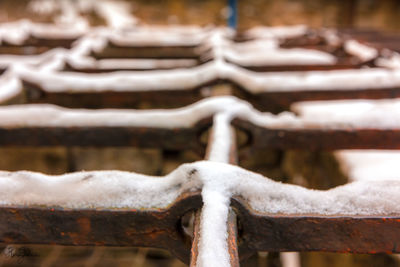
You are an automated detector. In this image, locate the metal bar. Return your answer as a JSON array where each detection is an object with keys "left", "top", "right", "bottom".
[
  {"left": 227, "top": 209, "right": 240, "bottom": 267},
  {"left": 0, "top": 121, "right": 210, "bottom": 150},
  {"left": 242, "top": 63, "right": 364, "bottom": 72},
  {"left": 233, "top": 198, "right": 400, "bottom": 257},
  {"left": 93, "top": 44, "right": 199, "bottom": 59},
  {"left": 0, "top": 192, "right": 202, "bottom": 265},
  {"left": 23, "top": 81, "right": 209, "bottom": 109},
  {"left": 234, "top": 120, "right": 400, "bottom": 150}
]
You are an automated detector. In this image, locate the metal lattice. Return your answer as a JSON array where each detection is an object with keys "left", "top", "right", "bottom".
[{"left": 1, "top": 20, "right": 400, "bottom": 266}]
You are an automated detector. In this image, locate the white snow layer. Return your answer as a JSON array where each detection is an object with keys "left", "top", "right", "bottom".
[
  {"left": 15, "top": 62, "right": 400, "bottom": 95},
  {"left": 3, "top": 95, "right": 400, "bottom": 265},
  {"left": 291, "top": 98, "right": 400, "bottom": 129},
  {"left": 2, "top": 95, "right": 400, "bottom": 131},
  {"left": 344, "top": 40, "right": 378, "bottom": 62},
  {"left": 244, "top": 25, "right": 309, "bottom": 40},
  {"left": 0, "top": 20, "right": 392, "bottom": 103},
  {"left": 28, "top": 0, "right": 138, "bottom": 29},
  {"left": 0, "top": 96, "right": 247, "bottom": 128},
  {"left": 2, "top": 161, "right": 400, "bottom": 265},
  {"left": 0, "top": 20, "right": 86, "bottom": 45}
]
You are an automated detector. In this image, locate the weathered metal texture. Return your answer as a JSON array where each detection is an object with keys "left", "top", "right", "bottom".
[
  {"left": 234, "top": 87, "right": 400, "bottom": 112},
  {"left": 23, "top": 80, "right": 218, "bottom": 109},
  {"left": 241, "top": 63, "right": 364, "bottom": 72},
  {"left": 0, "top": 36, "right": 76, "bottom": 55},
  {"left": 0, "top": 120, "right": 211, "bottom": 151},
  {"left": 340, "top": 29, "right": 400, "bottom": 52},
  {"left": 24, "top": 79, "right": 400, "bottom": 112},
  {"left": 234, "top": 119, "right": 400, "bottom": 150},
  {"left": 227, "top": 209, "right": 240, "bottom": 267},
  {"left": 2, "top": 27, "right": 400, "bottom": 267},
  {"left": 3, "top": 36, "right": 77, "bottom": 49},
  {"left": 190, "top": 210, "right": 201, "bottom": 266},
  {"left": 92, "top": 42, "right": 200, "bottom": 59},
  {"left": 0, "top": 192, "right": 202, "bottom": 264},
  {"left": 232, "top": 198, "right": 400, "bottom": 256}
]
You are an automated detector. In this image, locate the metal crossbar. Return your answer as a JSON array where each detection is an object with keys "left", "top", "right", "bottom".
[{"left": 1, "top": 21, "right": 400, "bottom": 266}]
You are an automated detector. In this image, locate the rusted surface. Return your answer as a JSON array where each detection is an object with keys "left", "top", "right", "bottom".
[
  {"left": 232, "top": 198, "right": 400, "bottom": 256},
  {"left": 227, "top": 209, "right": 240, "bottom": 267},
  {"left": 0, "top": 192, "right": 202, "bottom": 264},
  {"left": 234, "top": 119, "right": 400, "bottom": 150},
  {"left": 2, "top": 25, "right": 400, "bottom": 267},
  {"left": 0, "top": 36, "right": 76, "bottom": 55},
  {"left": 190, "top": 210, "right": 201, "bottom": 266},
  {"left": 235, "top": 87, "right": 400, "bottom": 113},
  {"left": 23, "top": 80, "right": 218, "bottom": 109},
  {"left": 92, "top": 42, "right": 200, "bottom": 59},
  {"left": 0, "top": 120, "right": 211, "bottom": 151},
  {"left": 241, "top": 63, "right": 365, "bottom": 72}
]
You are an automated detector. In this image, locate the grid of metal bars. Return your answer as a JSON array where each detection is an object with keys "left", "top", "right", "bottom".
[{"left": 1, "top": 21, "right": 400, "bottom": 266}]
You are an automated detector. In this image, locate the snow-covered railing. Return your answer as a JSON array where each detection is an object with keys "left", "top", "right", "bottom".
[
  {"left": 1, "top": 96, "right": 400, "bottom": 266},
  {"left": 1, "top": 20, "right": 400, "bottom": 266},
  {"left": 0, "top": 21, "right": 394, "bottom": 109}
]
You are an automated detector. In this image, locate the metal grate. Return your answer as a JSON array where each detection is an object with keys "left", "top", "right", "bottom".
[{"left": 1, "top": 21, "right": 400, "bottom": 266}]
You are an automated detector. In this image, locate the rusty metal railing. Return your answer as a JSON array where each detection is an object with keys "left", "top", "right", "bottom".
[{"left": 1, "top": 21, "right": 400, "bottom": 266}]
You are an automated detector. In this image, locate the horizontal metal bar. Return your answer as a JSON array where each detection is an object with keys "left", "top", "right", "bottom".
[
  {"left": 0, "top": 122, "right": 210, "bottom": 150},
  {"left": 239, "top": 88, "right": 400, "bottom": 112},
  {"left": 93, "top": 43, "right": 199, "bottom": 59},
  {"left": 0, "top": 192, "right": 202, "bottom": 264},
  {"left": 233, "top": 198, "right": 400, "bottom": 256},
  {"left": 241, "top": 63, "right": 362, "bottom": 72},
  {"left": 234, "top": 119, "right": 400, "bottom": 150},
  {"left": 23, "top": 80, "right": 211, "bottom": 109}
]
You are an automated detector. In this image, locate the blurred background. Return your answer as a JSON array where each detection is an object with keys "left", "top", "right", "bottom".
[{"left": 0, "top": 0, "right": 399, "bottom": 31}]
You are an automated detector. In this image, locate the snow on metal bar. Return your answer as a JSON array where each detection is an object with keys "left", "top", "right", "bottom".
[
  {"left": 1, "top": 96, "right": 400, "bottom": 151},
  {"left": 1, "top": 96, "right": 400, "bottom": 132},
  {"left": 1, "top": 96, "right": 400, "bottom": 266},
  {"left": 2, "top": 162, "right": 400, "bottom": 265},
  {"left": 1, "top": 18, "right": 400, "bottom": 267},
  {"left": 0, "top": 20, "right": 389, "bottom": 105}
]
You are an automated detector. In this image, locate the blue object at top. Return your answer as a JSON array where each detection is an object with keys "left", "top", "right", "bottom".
[{"left": 228, "top": 0, "right": 237, "bottom": 29}]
